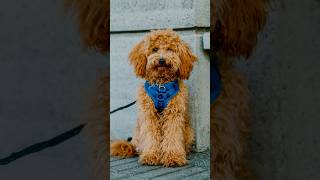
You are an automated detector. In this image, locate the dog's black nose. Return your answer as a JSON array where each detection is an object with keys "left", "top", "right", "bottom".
[{"left": 159, "top": 58, "right": 165, "bottom": 65}]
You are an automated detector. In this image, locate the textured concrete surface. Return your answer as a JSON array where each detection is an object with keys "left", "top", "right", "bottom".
[
  {"left": 238, "top": 0, "right": 320, "bottom": 179},
  {"left": 203, "top": 32, "right": 210, "bottom": 50},
  {"left": 0, "top": 0, "right": 106, "bottom": 179},
  {"left": 110, "top": 151, "right": 209, "bottom": 180},
  {"left": 110, "top": 0, "right": 210, "bottom": 152},
  {"left": 110, "top": 0, "right": 210, "bottom": 31},
  {"left": 110, "top": 30, "right": 210, "bottom": 151}
]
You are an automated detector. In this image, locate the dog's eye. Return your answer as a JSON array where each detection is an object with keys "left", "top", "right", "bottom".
[
  {"left": 167, "top": 48, "right": 174, "bottom": 52},
  {"left": 152, "top": 48, "right": 158, "bottom": 53}
]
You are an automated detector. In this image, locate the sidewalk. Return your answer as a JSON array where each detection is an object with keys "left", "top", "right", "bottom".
[{"left": 110, "top": 150, "right": 210, "bottom": 180}]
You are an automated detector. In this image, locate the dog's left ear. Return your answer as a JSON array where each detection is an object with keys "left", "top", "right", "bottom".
[
  {"left": 178, "top": 41, "right": 197, "bottom": 80},
  {"left": 128, "top": 40, "right": 147, "bottom": 78},
  {"left": 212, "top": 0, "right": 268, "bottom": 58}
]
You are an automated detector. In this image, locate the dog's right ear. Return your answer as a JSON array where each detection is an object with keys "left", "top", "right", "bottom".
[
  {"left": 128, "top": 40, "right": 147, "bottom": 78},
  {"left": 177, "top": 41, "right": 197, "bottom": 80},
  {"left": 64, "top": 0, "right": 108, "bottom": 53}
]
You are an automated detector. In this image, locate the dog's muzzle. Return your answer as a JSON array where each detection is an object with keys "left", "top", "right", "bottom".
[{"left": 159, "top": 54, "right": 165, "bottom": 65}]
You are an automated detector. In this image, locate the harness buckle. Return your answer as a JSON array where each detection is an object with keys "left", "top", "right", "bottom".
[{"left": 158, "top": 84, "right": 166, "bottom": 92}]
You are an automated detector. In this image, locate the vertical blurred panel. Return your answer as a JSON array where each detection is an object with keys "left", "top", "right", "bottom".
[
  {"left": 0, "top": 0, "right": 106, "bottom": 179},
  {"left": 110, "top": 0, "right": 210, "bottom": 151}
]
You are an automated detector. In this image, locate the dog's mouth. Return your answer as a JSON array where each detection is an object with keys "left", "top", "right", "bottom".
[{"left": 154, "top": 63, "right": 171, "bottom": 69}]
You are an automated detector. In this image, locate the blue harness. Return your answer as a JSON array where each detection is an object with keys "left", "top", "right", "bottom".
[
  {"left": 145, "top": 80, "right": 179, "bottom": 112},
  {"left": 211, "top": 60, "right": 222, "bottom": 103}
]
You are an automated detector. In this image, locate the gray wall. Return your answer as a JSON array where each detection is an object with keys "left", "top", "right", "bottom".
[
  {"left": 242, "top": 0, "right": 320, "bottom": 179},
  {"left": 0, "top": 0, "right": 106, "bottom": 179}
]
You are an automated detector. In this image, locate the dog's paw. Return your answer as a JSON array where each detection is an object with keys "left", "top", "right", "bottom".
[
  {"left": 161, "top": 151, "right": 187, "bottom": 167},
  {"left": 139, "top": 151, "right": 161, "bottom": 166}
]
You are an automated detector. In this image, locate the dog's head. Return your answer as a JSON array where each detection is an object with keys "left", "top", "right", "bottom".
[
  {"left": 129, "top": 29, "right": 197, "bottom": 82},
  {"left": 212, "top": 0, "right": 268, "bottom": 58}
]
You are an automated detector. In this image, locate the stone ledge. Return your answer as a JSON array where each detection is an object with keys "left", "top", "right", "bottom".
[{"left": 111, "top": 0, "right": 210, "bottom": 31}]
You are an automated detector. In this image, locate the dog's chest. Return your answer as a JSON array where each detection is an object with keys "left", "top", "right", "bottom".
[{"left": 144, "top": 80, "right": 179, "bottom": 112}]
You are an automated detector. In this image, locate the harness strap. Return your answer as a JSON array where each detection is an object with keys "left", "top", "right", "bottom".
[
  {"left": 145, "top": 80, "right": 179, "bottom": 112},
  {"left": 211, "top": 57, "right": 222, "bottom": 103}
]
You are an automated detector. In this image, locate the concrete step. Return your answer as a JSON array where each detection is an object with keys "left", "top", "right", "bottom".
[{"left": 110, "top": 151, "right": 209, "bottom": 180}]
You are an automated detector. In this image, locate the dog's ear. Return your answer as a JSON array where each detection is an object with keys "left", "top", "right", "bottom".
[
  {"left": 128, "top": 40, "right": 147, "bottom": 78},
  {"left": 212, "top": 0, "right": 267, "bottom": 58},
  {"left": 64, "top": 0, "right": 108, "bottom": 53},
  {"left": 177, "top": 41, "right": 197, "bottom": 80}
]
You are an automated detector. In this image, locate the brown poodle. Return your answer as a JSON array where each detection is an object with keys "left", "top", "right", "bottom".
[
  {"left": 110, "top": 29, "right": 197, "bottom": 167},
  {"left": 212, "top": 0, "right": 268, "bottom": 179}
]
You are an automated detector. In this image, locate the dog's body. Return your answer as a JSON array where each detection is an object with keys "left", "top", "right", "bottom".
[
  {"left": 212, "top": 57, "right": 252, "bottom": 179},
  {"left": 112, "top": 81, "right": 194, "bottom": 166},
  {"left": 64, "top": 0, "right": 108, "bottom": 179},
  {"left": 212, "top": 0, "right": 268, "bottom": 179},
  {"left": 111, "top": 29, "right": 197, "bottom": 167}
]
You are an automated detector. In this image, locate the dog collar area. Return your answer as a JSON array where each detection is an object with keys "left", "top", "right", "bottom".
[{"left": 144, "top": 80, "right": 179, "bottom": 112}]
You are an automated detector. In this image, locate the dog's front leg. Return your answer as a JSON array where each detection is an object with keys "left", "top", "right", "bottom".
[
  {"left": 137, "top": 112, "right": 162, "bottom": 166},
  {"left": 161, "top": 113, "right": 187, "bottom": 167}
]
